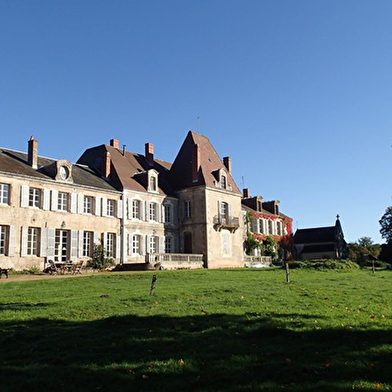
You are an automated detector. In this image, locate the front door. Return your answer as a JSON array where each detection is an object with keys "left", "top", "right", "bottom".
[
  {"left": 184, "top": 232, "right": 192, "bottom": 253},
  {"left": 55, "top": 229, "right": 69, "bottom": 262}
]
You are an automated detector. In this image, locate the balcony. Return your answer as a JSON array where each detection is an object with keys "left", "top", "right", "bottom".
[
  {"left": 146, "top": 253, "right": 204, "bottom": 270},
  {"left": 213, "top": 214, "right": 240, "bottom": 232}
]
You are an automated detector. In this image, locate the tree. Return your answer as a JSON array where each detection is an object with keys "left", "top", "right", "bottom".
[
  {"left": 379, "top": 207, "right": 392, "bottom": 243},
  {"left": 358, "top": 237, "right": 373, "bottom": 247},
  {"left": 87, "top": 242, "right": 115, "bottom": 269}
]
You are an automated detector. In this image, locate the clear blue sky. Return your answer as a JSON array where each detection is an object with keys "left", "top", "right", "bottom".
[{"left": 1, "top": 0, "right": 391, "bottom": 243}]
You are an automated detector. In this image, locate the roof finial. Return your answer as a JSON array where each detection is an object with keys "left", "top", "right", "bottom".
[{"left": 336, "top": 214, "right": 340, "bottom": 220}]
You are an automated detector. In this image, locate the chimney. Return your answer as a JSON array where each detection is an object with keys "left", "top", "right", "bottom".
[
  {"left": 102, "top": 151, "right": 111, "bottom": 178},
  {"left": 223, "top": 156, "right": 231, "bottom": 174},
  {"left": 110, "top": 139, "right": 119, "bottom": 149},
  {"left": 192, "top": 144, "right": 200, "bottom": 182},
  {"left": 28, "top": 136, "right": 38, "bottom": 169},
  {"left": 243, "top": 188, "right": 250, "bottom": 198},
  {"left": 145, "top": 142, "right": 154, "bottom": 165}
]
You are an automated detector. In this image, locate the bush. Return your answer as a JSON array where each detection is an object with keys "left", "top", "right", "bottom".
[
  {"left": 87, "top": 243, "right": 115, "bottom": 270},
  {"left": 289, "top": 259, "right": 360, "bottom": 271}
]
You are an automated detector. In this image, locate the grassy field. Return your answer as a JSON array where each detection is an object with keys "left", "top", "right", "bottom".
[{"left": 0, "top": 268, "right": 391, "bottom": 391}]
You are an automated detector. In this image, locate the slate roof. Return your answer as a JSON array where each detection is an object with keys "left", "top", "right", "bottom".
[
  {"left": 294, "top": 226, "right": 336, "bottom": 244},
  {"left": 170, "top": 131, "right": 241, "bottom": 194},
  {"left": 0, "top": 148, "right": 118, "bottom": 192},
  {"left": 77, "top": 144, "right": 174, "bottom": 195},
  {"left": 301, "top": 244, "right": 336, "bottom": 253}
]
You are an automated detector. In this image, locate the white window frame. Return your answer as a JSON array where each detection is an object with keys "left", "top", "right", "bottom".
[
  {"left": 83, "top": 231, "right": 93, "bottom": 257},
  {"left": 164, "top": 204, "right": 172, "bottom": 224},
  {"left": 0, "top": 225, "right": 8, "bottom": 255},
  {"left": 27, "top": 227, "right": 40, "bottom": 256},
  {"left": 165, "top": 236, "right": 172, "bottom": 253},
  {"left": 149, "top": 202, "right": 158, "bottom": 221},
  {"left": 220, "top": 174, "right": 227, "bottom": 189},
  {"left": 0, "top": 183, "right": 10, "bottom": 205},
  {"left": 106, "top": 233, "right": 115, "bottom": 257},
  {"left": 132, "top": 199, "right": 140, "bottom": 219},
  {"left": 132, "top": 234, "right": 141, "bottom": 255},
  {"left": 149, "top": 236, "right": 158, "bottom": 254},
  {"left": 29, "top": 188, "right": 41, "bottom": 208},
  {"left": 57, "top": 192, "right": 69, "bottom": 212},
  {"left": 84, "top": 196, "right": 93, "bottom": 214},
  {"left": 107, "top": 199, "right": 115, "bottom": 217}
]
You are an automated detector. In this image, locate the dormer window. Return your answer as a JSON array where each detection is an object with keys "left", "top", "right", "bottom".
[
  {"left": 220, "top": 174, "right": 227, "bottom": 189},
  {"left": 147, "top": 169, "right": 159, "bottom": 193}
]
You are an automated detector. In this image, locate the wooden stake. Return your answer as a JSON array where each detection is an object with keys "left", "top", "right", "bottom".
[
  {"left": 285, "top": 262, "right": 290, "bottom": 283},
  {"left": 150, "top": 274, "right": 157, "bottom": 296}
]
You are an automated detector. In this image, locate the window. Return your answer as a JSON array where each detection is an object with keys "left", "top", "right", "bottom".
[
  {"left": 29, "top": 188, "right": 41, "bottom": 208},
  {"left": 268, "top": 220, "right": 273, "bottom": 235},
  {"left": 107, "top": 199, "right": 115, "bottom": 217},
  {"left": 257, "top": 201, "right": 262, "bottom": 212},
  {"left": 84, "top": 196, "right": 93, "bottom": 214},
  {"left": 0, "top": 225, "right": 8, "bottom": 255},
  {"left": 55, "top": 229, "right": 69, "bottom": 262},
  {"left": 106, "top": 233, "right": 115, "bottom": 257},
  {"left": 27, "top": 227, "right": 40, "bottom": 256},
  {"left": 165, "top": 236, "right": 172, "bottom": 253},
  {"left": 149, "top": 202, "right": 158, "bottom": 221},
  {"left": 220, "top": 202, "right": 228, "bottom": 217},
  {"left": 0, "top": 184, "right": 10, "bottom": 205},
  {"left": 132, "top": 200, "right": 141, "bottom": 219},
  {"left": 57, "top": 192, "right": 69, "bottom": 212},
  {"left": 164, "top": 204, "right": 172, "bottom": 224},
  {"left": 149, "top": 176, "right": 157, "bottom": 191},
  {"left": 149, "top": 236, "right": 158, "bottom": 254},
  {"left": 83, "top": 231, "right": 93, "bottom": 257},
  {"left": 132, "top": 234, "right": 141, "bottom": 254},
  {"left": 184, "top": 200, "right": 191, "bottom": 218},
  {"left": 220, "top": 175, "right": 227, "bottom": 189},
  {"left": 277, "top": 221, "right": 282, "bottom": 236},
  {"left": 259, "top": 219, "right": 265, "bottom": 234}
]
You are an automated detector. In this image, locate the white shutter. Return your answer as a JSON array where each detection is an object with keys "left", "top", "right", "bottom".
[
  {"left": 103, "top": 232, "right": 107, "bottom": 249},
  {"left": 127, "top": 198, "right": 132, "bottom": 219},
  {"left": 161, "top": 205, "right": 165, "bottom": 223},
  {"left": 70, "top": 230, "right": 78, "bottom": 261},
  {"left": 156, "top": 203, "right": 161, "bottom": 222},
  {"left": 21, "top": 226, "right": 28, "bottom": 257},
  {"left": 101, "top": 198, "right": 107, "bottom": 217},
  {"left": 21, "top": 185, "right": 29, "bottom": 207},
  {"left": 228, "top": 203, "right": 232, "bottom": 219},
  {"left": 51, "top": 190, "right": 58, "bottom": 211},
  {"left": 159, "top": 236, "right": 165, "bottom": 254},
  {"left": 145, "top": 235, "right": 150, "bottom": 254},
  {"left": 140, "top": 200, "right": 145, "bottom": 220},
  {"left": 47, "top": 228, "right": 55, "bottom": 259},
  {"left": 78, "top": 230, "right": 84, "bottom": 258},
  {"left": 43, "top": 189, "right": 50, "bottom": 211},
  {"left": 115, "top": 233, "right": 121, "bottom": 259},
  {"left": 140, "top": 234, "right": 146, "bottom": 255},
  {"left": 77, "top": 194, "right": 84, "bottom": 213},
  {"left": 95, "top": 197, "right": 101, "bottom": 216},
  {"left": 93, "top": 231, "right": 99, "bottom": 247},
  {"left": 217, "top": 201, "right": 221, "bottom": 217},
  {"left": 40, "top": 227, "right": 48, "bottom": 257},
  {"left": 127, "top": 234, "right": 131, "bottom": 256},
  {"left": 70, "top": 193, "right": 77, "bottom": 213},
  {"left": 117, "top": 200, "right": 123, "bottom": 218},
  {"left": 8, "top": 225, "right": 16, "bottom": 256},
  {"left": 255, "top": 219, "right": 260, "bottom": 234},
  {"left": 144, "top": 201, "right": 148, "bottom": 221}
]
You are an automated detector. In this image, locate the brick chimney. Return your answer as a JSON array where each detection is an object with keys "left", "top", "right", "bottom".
[
  {"left": 223, "top": 156, "right": 231, "bottom": 174},
  {"left": 110, "top": 139, "right": 119, "bottom": 149},
  {"left": 102, "top": 151, "right": 111, "bottom": 178},
  {"left": 243, "top": 188, "right": 250, "bottom": 198},
  {"left": 145, "top": 142, "right": 154, "bottom": 165},
  {"left": 28, "top": 136, "right": 38, "bottom": 169},
  {"left": 192, "top": 144, "right": 200, "bottom": 182}
]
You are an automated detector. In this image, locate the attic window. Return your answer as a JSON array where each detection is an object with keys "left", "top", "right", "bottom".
[
  {"left": 220, "top": 174, "right": 227, "bottom": 189},
  {"left": 257, "top": 201, "right": 262, "bottom": 212},
  {"left": 147, "top": 170, "right": 159, "bottom": 193}
]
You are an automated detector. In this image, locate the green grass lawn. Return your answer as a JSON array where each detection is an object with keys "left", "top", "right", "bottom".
[{"left": 0, "top": 268, "right": 391, "bottom": 391}]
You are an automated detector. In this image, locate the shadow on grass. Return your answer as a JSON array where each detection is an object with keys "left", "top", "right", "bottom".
[
  {"left": 0, "top": 313, "right": 391, "bottom": 392},
  {"left": 0, "top": 302, "right": 48, "bottom": 311}
]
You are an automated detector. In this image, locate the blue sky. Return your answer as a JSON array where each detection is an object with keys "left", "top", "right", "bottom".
[{"left": 1, "top": 0, "right": 391, "bottom": 243}]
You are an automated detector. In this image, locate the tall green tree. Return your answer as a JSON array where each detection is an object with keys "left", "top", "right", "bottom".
[{"left": 379, "top": 207, "right": 392, "bottom": 243}]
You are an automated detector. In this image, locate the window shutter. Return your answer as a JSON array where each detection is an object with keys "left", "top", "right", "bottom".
[
  {"left": 70, "top": 193, "right": 77, "bottom": 213},
  {"left": 161, "top": 204, "right": 165, "bottom": 223},
  {"left": 40, "top": 227, "right": 48, "bottom": 257},
  {"left": 43, "top": 189, "right": 50, "bottom": 211},
  {"left": 21, "top": 226, "right": 28, "bottom": 257},
  {"left": 228, "top": 203, "right": 232, "bottom": 219},
  {"left": 127, "top": 198, "right": 132, "bottom": 219},
  {"left": 8, "top": 225, "right": 16, "bottom": 256},
  {"left": 95, "top": 197, "right": 101, "bottom": 216},
  {"left": 145, "top": 235, "right": 150, "bottom": 253},
  {"left": 127, "top": 234, "right": 132, "bottom": 256},
  {"left": 140, "top": 200, "right": 145, "bottom": 220},
  {"left": 78, "top": 230, "right": 83, "bottom": 257},
  {"left": 20, "top": 185, "right": 29, "bottom": 207},
  {"left": 117, "top": 200, "right": 123, "bottom": 218},
  {"left": 255, "top": 219, "right": 260, "bottom": 234},
  {"left": 103, "top": 232, "right": 107, "bottom": 249},
  {"left": 77, "top": 194, "right": 84, "bottom": 214},
  {"left": 159, "top": 236, "right": 165, "bottom": 254},
  {"left": 47, "top": 228, "right": 55, "bottom": 259},
  {"left": 51, "top": 190, "right": 58, "bottom": 211},
  {"left": 217, "top": 201, "right": 221, "bottom": 217},
  {"left": 115, "top": 233, "right": 121, "bottom": 259},
  {"left": 70, "top": 230, "right": 78, "bottom": 261},
  {"left": 93, "top": 231, "right": 99, "bottom": 245},
  {"left": 140, "top": 234, "right": 146, "bottom": 255},
  {"left": 174, "top": 236, "right": 178, "bottom": 253},
  {"left": 101, "top": 198, "right": 107, "bottom": 217},
  {"left": 144, "top": 201, "right": 148, "bottom": 221}
]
